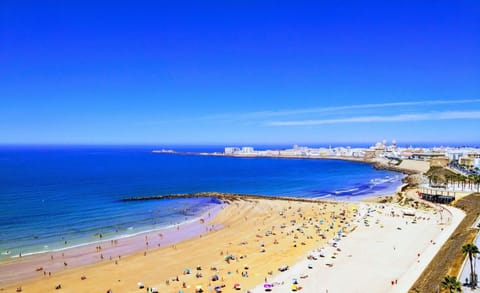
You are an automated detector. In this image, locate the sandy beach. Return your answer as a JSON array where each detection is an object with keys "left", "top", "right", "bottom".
[
  {"left": 0, "top": 192, "right": 465, "bottom": 293},
  {"left": 0, "top": 198, "right": 356, "bottom": 292},
  {"left": 250, "top": 203, "right": 464, "bottom": 293},
  {"left": 0, "top": 204, "right": 224, "bottom": 287}
]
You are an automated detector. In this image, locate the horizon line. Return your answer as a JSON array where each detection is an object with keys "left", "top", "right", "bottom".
[{"left": 1, "top": 141, "right": 479, "bottom": 147}]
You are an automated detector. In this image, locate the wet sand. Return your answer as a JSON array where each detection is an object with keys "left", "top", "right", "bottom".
[
  {"left": 0, "top": 198, "right": 356, "bottom": 292},
  {"left": 0, "top": 204, "right": 224, "bottom": 288},
  {"left": 1, "top": 193, "right": 463, "bottom": 293}
]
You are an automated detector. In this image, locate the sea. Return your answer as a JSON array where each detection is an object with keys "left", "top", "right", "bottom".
[{"left": 0, "top": 145, "right": 404, "bottom": 260}]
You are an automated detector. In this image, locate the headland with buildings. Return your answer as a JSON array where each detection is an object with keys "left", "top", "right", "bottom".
[
  {"left": 154, "top": 141, "right": 480, "bottom": 176},
  {"left": 3, "top": 143, "right": 480, "bottom": 293}
]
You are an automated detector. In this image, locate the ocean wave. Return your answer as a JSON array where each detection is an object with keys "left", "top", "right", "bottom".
[
  {"left": 334, "top": 187, "right": 360, "bottom": 195},
  {"left": 312, "top": 194, "right": 333, "bottom": 200},
  {"left": 0, "top": 149, "right": 405, "bottom": 260},
  {"left": 3, "top": 204, "right": 224, "bottom": 260}
]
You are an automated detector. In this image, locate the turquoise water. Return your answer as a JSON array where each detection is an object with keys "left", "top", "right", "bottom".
[{"left": 0, "top": 146, "right": 403, "bottom": 259}]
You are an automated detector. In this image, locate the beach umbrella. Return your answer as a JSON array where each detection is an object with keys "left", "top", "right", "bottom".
[
  {"left": 264, "top": 283, "right": 273, "bottom": 291},
  {"left": 291, "top": 284, "right": 298, "bottom": 291},
  {"left": 233, "top": 283, "right": 241, "bottom": 290}
]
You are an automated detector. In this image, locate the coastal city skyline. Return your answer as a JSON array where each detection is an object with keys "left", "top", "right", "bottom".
[
  {"left": 1, "top": 1, "right": 479, "bottom": 145},
  {"left": 3, "top": 2, "right": 480, "bottom": 292}
]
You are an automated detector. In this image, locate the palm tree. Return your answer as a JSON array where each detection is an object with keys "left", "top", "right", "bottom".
[
  {"left": 446, "top": 174, "right": 454, "bottom": 189},
  {"left": 454, "top": 174, "right": 462, "bottom": 190},
  {"left": 441, "top": 275, "right": 462, "bottom": 292},
  {"left": 460, "top": 174, "right": 466, "bottom": 189},
  {"left": 468, "top": 175, "right": 475, "bottom": 190},
  {"left": 473, "top": 174, "right": 480, "bottom": 193},
  {"left": 462, "top": 243, "right": 479, "bottom": 288}
]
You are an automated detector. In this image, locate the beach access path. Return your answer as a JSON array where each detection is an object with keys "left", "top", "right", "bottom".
[{"left": 250, "top": 203, "right": 464, "bottom": 293}]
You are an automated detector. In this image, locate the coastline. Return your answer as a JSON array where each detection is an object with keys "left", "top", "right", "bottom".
[
  {"left": 1, "top": 192, "right": 466, "bottom": 293},
  {"left": 1, "top": 197, "right": 357, "bottom": 292},
  {"left": 0, "top": 153, "right": 434, "bottom": 291},
  {"left": 153, "top": 150, "right": 430, "bottom": 181},
  {"left": 0, "top": 203, "right": 225, "bottom": 287}
]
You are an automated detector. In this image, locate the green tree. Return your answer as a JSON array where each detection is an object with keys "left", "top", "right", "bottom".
[
  {"left": 458, "top": 175, "right": 467, "bottom": 190},
  {"left": 441, "top": 275, "right": 462, "bottom": 292},
  {"left": 462, "top": 243, "right": 479, "bottom": 288},
  {"left": 473, "top": 174, "right": 480, "bottom": 193}
]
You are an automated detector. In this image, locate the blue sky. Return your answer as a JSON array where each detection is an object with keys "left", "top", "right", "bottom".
[{"left": 0, "top": 1, "right": 479, "bottom": 145}]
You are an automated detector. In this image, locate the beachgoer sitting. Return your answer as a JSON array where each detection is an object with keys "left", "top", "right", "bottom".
[{"left": 55, "top": 284, "right": 62, "bottom": 290}]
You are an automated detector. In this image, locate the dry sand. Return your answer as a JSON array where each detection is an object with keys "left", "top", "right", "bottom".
[
  {"left": 250, "top": 203, "right": 464, "bottom": 293},
  {"left": 373, "top": 158, "right": 430, "bottom": 174},
  {"left": 0, "top": 198, "right": 357, "bottom": 293},
  {"left": 397, "top": 160, "right": 430, "bottom": 174},
  {"left": 0, "top": 205, "right": 224, "bottom": 287},
  {"left": 1, "top": 194, "right": 464, "bottom": 293}
]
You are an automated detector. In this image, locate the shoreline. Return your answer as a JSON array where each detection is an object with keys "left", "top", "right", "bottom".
[
  {"left": 0, "top": 194, "right": 344, "bottom": 288},
  {"left": 1, "top": 197, "right": 358, "bottom": 292},
  {"left": 0, "top": 155, "right": 430, "bottom": 290},
  {"left": 154, "top": 150, "right": 377, "bottom": 164},
  {"left": 1, "top": 202, "right": 222, "bottom": 262},
  {"left": 1, "top": 192, "right": 466, "bottom": 293},
  {"left": 152, "top": 150, "right": 429, "bottom": 174},
  {"left": 0, "top": 203, "right": 225, "bottom": 287},
  {"left": 153, "top": 151, "right": 430, "bottom": 185}
]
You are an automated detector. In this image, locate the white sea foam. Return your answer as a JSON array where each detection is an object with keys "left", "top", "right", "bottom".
[
  {"left": 6, "top": 204, "right": 224, "bottom": 260},
  {"left": 334, "top": 187, "right": 360, "bottom": 194},
  {"left": 313, "top": 194, "right": 333, "bottom": 200}
]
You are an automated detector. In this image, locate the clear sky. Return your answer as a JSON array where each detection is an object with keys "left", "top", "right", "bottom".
[{"left": 1, "top": 1, "right": 479, "bottom": 145}]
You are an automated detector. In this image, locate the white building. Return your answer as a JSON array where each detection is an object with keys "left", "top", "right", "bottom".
[
  {"left": 241, "top": 147, "right": 254, "bottom": 154},
  {"left": 224, "top": 147, "right": 240, "bottom": 155},
  {"left": 474, "top": 158, "right": 480, "bottom": 169}
]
